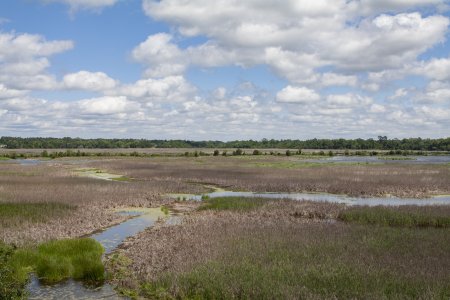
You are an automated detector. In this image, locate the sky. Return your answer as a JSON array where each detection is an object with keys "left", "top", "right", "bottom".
[{"left": 0, "top": 0, "right": 449, "bottom": 140}]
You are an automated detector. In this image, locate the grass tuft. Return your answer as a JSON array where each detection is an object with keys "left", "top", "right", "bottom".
[
  {"left": 3, "top": 238, "right": 105, "bottom": 293},
  {"left": 199, "top": 197, "right": 271, "bottom": 211},
  {"left": 338, "top": 206, "right": 450, "bottom": 228}
]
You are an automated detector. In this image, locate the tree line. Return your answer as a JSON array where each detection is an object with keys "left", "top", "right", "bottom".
[{"left": 0, "top": 136, "right": 449, "bottom": 151}]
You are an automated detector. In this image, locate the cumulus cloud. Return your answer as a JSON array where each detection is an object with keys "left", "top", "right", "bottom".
[
  {"left": 143, "top": 1, "right": 449, "bottom": 77},
  {"left": 276, "top": 86, "right": 320, "bottom": 104},
  {"left": 0, "top": 84, "right": 27, "bottom": 99},
  {"left": 131, "top": 33, "right": 186, "bottom": 78},
  {"left": 0, "top": 32, "right": 73, "bottom": 90},
  {"left": 112, "top": 76, "right": 196, "bottom": 103},
  {"left": 63, "top": 71, "right": 117, "bottom": 91},
  {"left": 414, "top": 57, "right": 450, "bottom": 81},
  {"left": 77, "top": 96, "right": 135, "bottom": 115}
]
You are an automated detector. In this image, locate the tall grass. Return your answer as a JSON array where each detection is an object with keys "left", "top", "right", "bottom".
[
  {"left": 8, "top": 238, "right": 104, "bottom": 286},
  {"left": 199, "top": 197, "right": 271, "bottom": 211},
  {"left": 0, "top": 203, "right": 75, "bottom": 228},
  {"left": 0, "top": 242, "right": 26, "bottom": 300},
  {"left": 338, "top": 206, "right": 450, "bottom": 228}
]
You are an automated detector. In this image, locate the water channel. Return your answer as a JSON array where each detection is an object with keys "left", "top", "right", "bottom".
[
  {"left": 27, "top": 208, "right": 171, "bottom": 300},
  {"left": 172, "top": 190, "right": 450, "bottom": 206}
]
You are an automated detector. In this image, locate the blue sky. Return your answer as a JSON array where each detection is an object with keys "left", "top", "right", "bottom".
[{"left": 0, "top": 0, "right": 449, "bottom": 140}]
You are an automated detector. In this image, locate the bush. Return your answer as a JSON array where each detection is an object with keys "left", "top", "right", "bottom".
[{"left": 253, "top": 150, "right": 261, "bottom": 155}]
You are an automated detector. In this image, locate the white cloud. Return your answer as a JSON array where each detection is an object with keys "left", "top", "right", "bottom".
[
  {"left": 320, "top": 73, "right": 358, "bottom": 87},
  {"left": 63, "top": 71, "right": 117, "bottom": 91},
  {"left": 0, "top": 32, "right": 73, "bottom": 90},
  {"left": 276, "top": 86, "right": 320, "bottom": 104},
  {"left": 112, "top": 76, "right": 196, "bottom": 103},
  {"left": 143, "top": 1, "right": 449, "bottom": 79},
  {"left": 78, "top": 96, "right": 135, "bottom": 115},
  {"left": 0, "top": 32, "right": 73, "bottom": 61},
  {"left": 0, "top": 84, "right": 27, "bottom": 99},
  {"left": 415, "top": 106, "right": 450, "bottom": 120},
  {"left": 415, "top": 57, "right": 450, "bottom": 81},
  {"left": 131, "top": 33, "right": 186, "bottom": 78},
  {"left": 327, "top": 93, "right": 372, "bottom": 107}
]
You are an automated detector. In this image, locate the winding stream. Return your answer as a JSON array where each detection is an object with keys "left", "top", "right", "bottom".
[
  {"left": 27, "top": 208, "right": 170, "bottom": 300},
  {"left": 171, "top": 190, "right": 450, "bottom": 206}
]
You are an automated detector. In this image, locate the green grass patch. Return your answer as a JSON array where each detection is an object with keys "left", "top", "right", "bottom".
[
  {"left": 10, "top": 238, "right": 104, "bottom": 285},
  {"left": 1, "top": 242, "right": 27, "bottom": 299},
  {"left": 0, "top": 202, "right": 76, "bottom": 228},
  {"left": 111, "top": 176, "right": 131, "bottom": 182},
  {"left": 1, "top": 238, "right": 104, "bottom": 299},
  {"left": 338, "top": 206, "right": 450, "bottom": 228},
  {"left": 199, "top": 197, "right": 271, "bottom": 211},
  {"left": 0, "top": 157, "right": 11, "bottom": 160}
]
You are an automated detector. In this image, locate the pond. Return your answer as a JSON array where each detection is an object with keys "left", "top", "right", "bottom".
[{"left": 27, "top": 208, "right": 174, "bottom": 299}]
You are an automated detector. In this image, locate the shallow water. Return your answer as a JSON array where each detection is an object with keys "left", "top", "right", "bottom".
[
  {"left": 27, "top": 208, "right": 168, "bottom": 299},
  {"left": 304, "top": 155, "right": 450, "bottom": 164},
  {"left": 174, "top": 191, "right": 450, "bottom": 206}
]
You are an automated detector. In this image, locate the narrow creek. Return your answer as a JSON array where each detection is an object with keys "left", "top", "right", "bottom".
[
  {"left": 26, "top": 208, "right": 173, "bottom": 300},
  {"left": 171, "top": 189, "right": 450, "bottom": 206}
]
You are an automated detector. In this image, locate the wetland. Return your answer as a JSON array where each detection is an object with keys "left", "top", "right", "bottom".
[{"left": 1, "top": 152, "right": 449, "bottom": 299}]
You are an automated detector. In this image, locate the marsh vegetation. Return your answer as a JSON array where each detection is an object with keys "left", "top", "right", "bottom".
[{"left": 0, "top": 154, "right": 449, "bottom": 299}]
